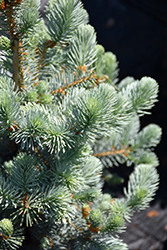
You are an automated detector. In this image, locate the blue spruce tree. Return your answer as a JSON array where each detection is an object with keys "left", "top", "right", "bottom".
[{"left": 0, "top": 0, "right": 162, "bottom": 249}]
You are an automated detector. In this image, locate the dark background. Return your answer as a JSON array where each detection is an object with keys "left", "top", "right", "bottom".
[{"left": 82, "top": 0, "right": 167, "bottom": 206}]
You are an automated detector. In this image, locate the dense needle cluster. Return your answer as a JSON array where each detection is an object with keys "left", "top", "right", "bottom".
[{"left": 0, "top": 0, "right": 162, "bottom": 249}]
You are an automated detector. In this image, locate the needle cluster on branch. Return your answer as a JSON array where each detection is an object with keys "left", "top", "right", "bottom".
[{"left": 0, "top": 0, "right": 162, "bottom": 249}]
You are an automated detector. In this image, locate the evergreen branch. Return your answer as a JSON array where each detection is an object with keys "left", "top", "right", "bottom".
[
  {"left": 50, "top": 72, "right": 113, "bottom": 97},
  {"left": 0, "top": 1, "right": 162, "bottom": 249},
  {"left": 41, "top": 186, "right": 75, "bottom": 221},
  {"left": 132, "top": 124, "right": 162, "bottom": 150},
  {"left": 45, "top": 0, "right": 88, "bottom": 44},
  {"left": 94, "top": 44, "right": 119, "bottom": 84},
  {"left": 130, "top": 150, "right": 159, "bottom": 167},
  {"left": 0, "top": 90, "right": 20, "bottom": 132},
  {"left": 0, "top": 176, "right": 20, "bottom": 209},
  {"left": 124, "top": 164, "right": 159, "bottom": 210},
  {"left": 122, "top": 77, "right": 159, "bottom": 115},
  {"left": 92, "top": 116, "right": 161, "bottom": 168},
  {"left": 33, "top": 40, "right": 56, "bottom": 83},
  {"left": 97, "top": 236, "right": 128, "bottom": 250},
  {"left": 5, "top": 3, "right": 20, "bottom": 90},
  {"left": 70, "top": 84, "right": 119, "bottom": 140},
  {"left": 66, "top": 24, "right": 97, "bottom": 72},
  {"left": 10, "top": 153, "right": 40, "bottom": 193},
  {"left": 0, "top": 219, "right": 24, "bottom": 250},
  {"left": 12, "top": 190, "right": 43, "bottom": 227},
  {"left": 66, "top": 219, "right": 84, "bottom": 232},
  {"left": 11, "top": 106, "right": 49, "bottom": 150},
  {"left": 14, "top": 2, "right": 40, "bottom": 35},
  {"left": 3, "top": 1, "right": 23, "bottom": 90},
  {"left": 51, "top": 73, "right": 96, "bottom": 94},
  {"left": 93, "top": 146, "right": 131, "bottom": 158}
]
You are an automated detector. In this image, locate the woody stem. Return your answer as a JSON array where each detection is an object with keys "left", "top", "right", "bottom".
[
  {"left": 51, "top": 74, "right": 97, "bottom": 95},
  {"left": 6, "top": 5, "right": 21, "bottom": 90},
  {"left": 92, "top": 146, "right": 131, "bottom": 157}
]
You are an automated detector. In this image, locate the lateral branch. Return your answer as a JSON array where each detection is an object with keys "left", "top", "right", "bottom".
[
  {"left": 93, "top": 146, "right": 131, "bottom": 157},
  {"left": 51, "top": 74, "right": 97, "bottom": 95}
]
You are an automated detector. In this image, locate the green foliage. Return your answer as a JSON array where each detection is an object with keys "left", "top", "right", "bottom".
[
  {"left": 14, "top": 0, "right": 40, "bottom": 35},
  {"left": 89, "top": 209, "right": 102, "bottom": 228},
  {"left": 124, "top": 164, "right": 159, "bottom": 210},
  {"left": 45, "top": 0, "right": 88, "bottom": 44},
  {"left": 0, "top": 0, "right": 162, "bottom": 249},
  {"left": 0, "top": 219, "right": 13, "bottom": 237},
  {"left": 0, "top": 219, "right": 24, "bottom": 250},
  {"left": 94, "top": 44, "right": 119, "bottom": 83},
  {"left": 121, "top": 77, "right": 159, "bottom": 115},
  {"left": 103, "top": 213, "right": 125, "bottom": 233},
  {"left": 0, "top": 36, "right": 11, "bottom": 51},
  {"left": 0, "top": 83, "right": 20, "bottom": 132},
  {"left": 93, "top": 115, "right": 161, "bottom": 168},
  {"left": 66, "top": 24, "right": 97, "bottom": 71}
]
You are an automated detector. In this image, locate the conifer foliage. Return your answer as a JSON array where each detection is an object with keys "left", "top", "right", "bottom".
[{"left": 0, "top": 0, "right": 162, "bottom": 249}]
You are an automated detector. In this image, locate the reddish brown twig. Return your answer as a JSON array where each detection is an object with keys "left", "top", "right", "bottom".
[
  {"left": 93, "top": 146, "right": 132, "bottom": 158},
  {"left": 51, "top": 74, "right": 97, "bottom": 95}
]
